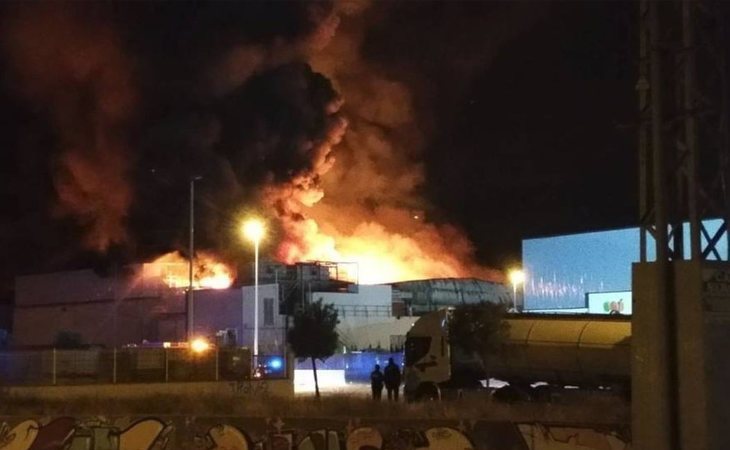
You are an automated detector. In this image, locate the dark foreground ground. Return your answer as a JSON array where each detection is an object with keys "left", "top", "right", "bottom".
[{"left": 0, "top": 389, "right": 629, "bottom": 426}]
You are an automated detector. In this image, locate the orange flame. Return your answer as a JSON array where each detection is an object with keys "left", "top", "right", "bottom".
[
  {"left": 261, "top": 88, "right": 502, "bottom": 285},
  {"left": 145, "top": 251, "right": 235, "bottom": 290},
  {"left": 259, "top": 15, "right": 503, "bottom": 286},
  {"left": 275, "top": 213, "right": 502, "bottom": 285}
]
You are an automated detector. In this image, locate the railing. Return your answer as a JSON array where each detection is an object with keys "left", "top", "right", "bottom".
[
  {"left": 336, "top": 305, "right": 392, "bottom": 318},
  {"left": 0, "top": 347, "right": 286, "bottom": 386}
]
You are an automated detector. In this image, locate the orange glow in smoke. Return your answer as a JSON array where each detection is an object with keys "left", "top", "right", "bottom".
[
  {"left": 257, "top": 72, "right": 503, "bottom": 286},
  {"left": 276, "top": 215, "right": 502, "bottom": 285},
  {"left": 146, "top": 251, "right": 234, "bottom": 290}
]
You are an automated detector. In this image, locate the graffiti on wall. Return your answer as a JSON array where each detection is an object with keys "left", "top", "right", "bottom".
[
  {"left": 0, "top": 417, "right": 630, "bottom": 450},
  {"left": 517, "top": 424, "right": 630, "bottom": 450},
  {"left": 200, "top": 424, "right": 473, "bottom": 450},
  {"left": 228, "top": 380, "right": 269, "bottom": 396},
  {"left": 0, "top": 417, "right": 172, "bottom": 450}
]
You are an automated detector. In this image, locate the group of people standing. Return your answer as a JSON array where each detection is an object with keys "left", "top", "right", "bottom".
[{"left": 370, "top": 358, "right": 402, "bottom": 401}]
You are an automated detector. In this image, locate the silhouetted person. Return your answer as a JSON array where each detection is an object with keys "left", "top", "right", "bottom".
[
  {"left": 384, "top": 357, "right": 402, "bottom": 401},
  {"left": 370, "top": 364, "right": 384, "bottom": 400}
]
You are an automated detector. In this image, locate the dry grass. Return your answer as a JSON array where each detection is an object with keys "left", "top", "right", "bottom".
[{"left": 0, "top": 391, "right": 629, "bottom": 425}]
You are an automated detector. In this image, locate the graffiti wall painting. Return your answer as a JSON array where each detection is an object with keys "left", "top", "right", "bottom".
[
  {"left": 199, "top": 425, "right": 472, "bottom": 450},
  {"left": 421, "top": 427, "right": 474, "bottom": 450},
  {"left": 297, "top": 429, "right": 341, "bottom": 450},
  {"left": 345, "top": 427, "right": 382, "bottom": 450},
  {"left": 0, "top": 418, "right": 172, "bottom": 450},
  {"left": 204, "top": 424, "right": 250, "bottom": 450},
  {"left": 0, "top": 416, "right": 630, "bottom": 450},
  {"left": 228, "top": 381, "right": 269, "bottom": 396},
  {"left": 517, "top": 424, "right": 629, "bottom": 450},
  {"left": 0, "top": 421, "right": 39, "bottom": 450}
]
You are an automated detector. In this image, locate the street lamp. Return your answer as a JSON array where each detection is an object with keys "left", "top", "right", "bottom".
[
  {"left": 187, "top": 176, "right": 202, "bottom": 342},
  {"left": 508, "top": 269, "right": 526, "bottom": 312},
  {"left": 242, "top": 218, "right": 265, "bottom": 356}
]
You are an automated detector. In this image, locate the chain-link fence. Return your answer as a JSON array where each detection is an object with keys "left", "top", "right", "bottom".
[{"left": 0, "top": 347, "right": 288, "bottom": 386}]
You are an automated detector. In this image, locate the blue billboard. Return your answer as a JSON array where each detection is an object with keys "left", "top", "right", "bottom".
[{"left": 522, "top": 219, "right": 726, "bottom": 310}]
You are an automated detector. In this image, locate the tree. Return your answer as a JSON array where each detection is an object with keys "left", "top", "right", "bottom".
[
  {"left": 448, "top": 302, "right": 510, "bottom": 367},
  {"left": 286, "top": 299, "right": 339, "bottom": 398}
]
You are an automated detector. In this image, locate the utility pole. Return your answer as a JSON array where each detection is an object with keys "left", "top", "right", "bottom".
[
  {"left": 635, "top": 2, "right": 730, "bottom": 449},
  {"left": 187, "top": 176, "right": 202, "bottom": 342}
]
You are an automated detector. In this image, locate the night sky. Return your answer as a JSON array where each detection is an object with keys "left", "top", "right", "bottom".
[{"left": 0, "top": 1, "right": 637, "bottom": 300}]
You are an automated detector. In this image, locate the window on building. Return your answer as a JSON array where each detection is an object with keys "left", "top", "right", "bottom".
[{"left": 264, "top": 298, "right": 274, "bottom": 326}]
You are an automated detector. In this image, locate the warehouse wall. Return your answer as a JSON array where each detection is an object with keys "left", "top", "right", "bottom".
[{"left": 13, "top": 267, "right": 283, "bottom": 351}]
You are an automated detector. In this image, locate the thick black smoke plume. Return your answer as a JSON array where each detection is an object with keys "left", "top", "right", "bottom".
[
  {"left": 0, "top": 0, "right": 525, "bottom": 285},
  {"left": 2, "top": 1, "right": 341, "bottom": 268}
]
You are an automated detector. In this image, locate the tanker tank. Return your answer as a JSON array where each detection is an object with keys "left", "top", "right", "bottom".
[
  {"left": 390, "top": 278, "right": 511, "bottom": 315},
  {"left": 403, "top": 308, "right": 631, "bottom": 401},
  {"left": 493, "top": 313, "right": 631, "bottom": 389}
]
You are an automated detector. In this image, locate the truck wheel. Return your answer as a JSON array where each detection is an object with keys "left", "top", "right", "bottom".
[
  {"left": 532, "top": 385, "right": 553, "bottom": 402},
  {"left": 493, "top": 385, "right": 531, "bottom": 403}
]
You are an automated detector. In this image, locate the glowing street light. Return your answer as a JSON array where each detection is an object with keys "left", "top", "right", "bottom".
[
  {"left": 242, "top": 219, "right": 265, "bottom": 244},
  {"left": 508, "top": 269, "right": 526, "bottom": 311},
  {"left": 190, "top": 337, "right": 211, "bottom": 354},
  {"left": 242, "top": 218, "right": 266, "bottom": 357}
]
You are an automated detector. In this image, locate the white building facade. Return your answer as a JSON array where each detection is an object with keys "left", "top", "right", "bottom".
[{"left": 309, "top": 285, "right": 415, "bottom": 351}]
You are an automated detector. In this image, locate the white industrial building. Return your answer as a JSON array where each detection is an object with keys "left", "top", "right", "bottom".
[{"left": 12, "top": 261, "right": 509, "bottom": 353}]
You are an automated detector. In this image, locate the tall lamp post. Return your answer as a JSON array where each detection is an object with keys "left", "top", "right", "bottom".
[
  {"left": 508, "top": 269, "right": 525, "bottom": 312},
  {"left": 242, "top": 219, "right": 265, "bottom": 356},
  {"left": 187, "top": 175, "right": 202, "bottom": 342}
]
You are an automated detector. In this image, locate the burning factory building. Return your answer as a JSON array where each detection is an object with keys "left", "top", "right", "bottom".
[
  {"left": 11, "top": 256, "right": 509, "bottom": 352},
  {"left": 12, "top": 254, "right": 283, "bottom": 351}
]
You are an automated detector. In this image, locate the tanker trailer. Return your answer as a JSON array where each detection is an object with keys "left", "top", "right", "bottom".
[{"left": 403, "top": 308, "right": 631, "bottom": 401}]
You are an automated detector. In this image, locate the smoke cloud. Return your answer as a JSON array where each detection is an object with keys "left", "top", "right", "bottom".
[
  {"left": 265, "top": 2, "right": 504, "bottom": 283},
  {"left": 1, "top": 1, "right": 511, "bottom": 283},
  {"left": 3, "top": 4, "right": 136, "bottom": 251}
]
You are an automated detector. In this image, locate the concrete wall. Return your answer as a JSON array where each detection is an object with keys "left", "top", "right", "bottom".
[
  {"left": 13, "top": 296, "right": 182, "bottom": 347},
  {"left": 634, "top": 261, "right": 730, "bottom": 450},
  {"left": 4, "top": 378, "right": 292, "bottom": 400},
  {"left": 13, "top": 268, "right": 284, "bottom": 352},
  {"left": 14, "top": 266, "right": 184, "bottom": 347},
  {"left": 193, "top": 285, "right": 284, "bottom": 353},
  {"left": 0, "top": 416, "right": 631, "bottom": 449},
  {"left": 15, "top": 266, "right": 166, "bottom": 307}
]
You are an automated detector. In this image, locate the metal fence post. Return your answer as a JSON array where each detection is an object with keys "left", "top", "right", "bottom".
[
  {"left": 113, "top": 348, "right": 117, "bottom": 384},
  {"left": 52, "top": 348, "right": 57, "bottom": 386},
  {"left": 164, "top": 348, "right": 169, "bottom": 382},
  {"left": 215, "top": 348, "right": 219, "bottom": 382}
]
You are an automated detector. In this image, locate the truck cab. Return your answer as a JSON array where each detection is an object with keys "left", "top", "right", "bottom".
[{"left": 403, "top": 309, "right": 464, "bottom": 401}]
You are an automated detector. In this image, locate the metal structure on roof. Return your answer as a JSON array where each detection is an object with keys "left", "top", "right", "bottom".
[{"left": 390, "top": 278, "right": 511, "bottom": 315}]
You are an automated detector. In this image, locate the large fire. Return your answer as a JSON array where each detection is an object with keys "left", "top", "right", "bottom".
[
  {"left": 145, "top": 251, "right": 235, "bottom": 290},
  {"left": 260, "top": 78, "right": 502, "bottom": 285},
  {"left": 275, "top": 214, "right": 502, "bottom": 285},
  {"left": 258, "top": 4, "right": 503, "bottom": 286}
]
